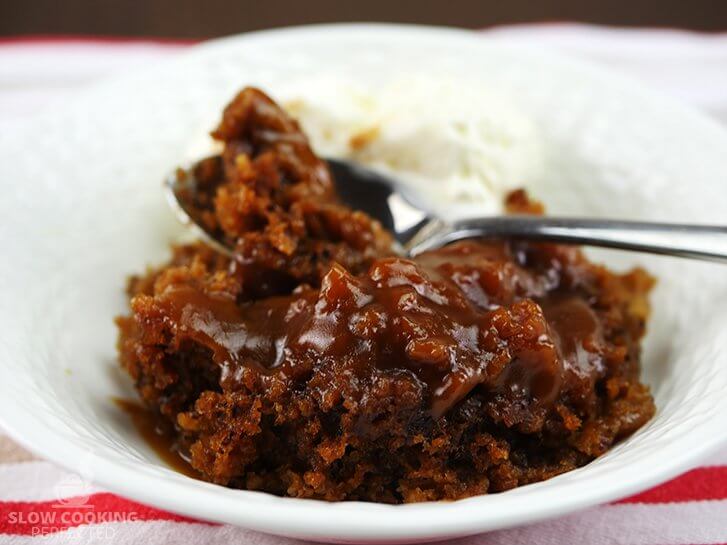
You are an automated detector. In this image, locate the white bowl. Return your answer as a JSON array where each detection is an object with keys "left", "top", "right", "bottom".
[{"left": 1, "top": 24, "right": 727, "bottom": 544}]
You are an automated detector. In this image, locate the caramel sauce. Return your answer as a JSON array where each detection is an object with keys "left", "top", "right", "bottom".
[
  {"left": 113, "top": 397, "right": 199, "bottom": 479},
  {"left": 540, "top": 294, "right": 605, "bottom": 376},
  {"left": 149, "top": 241, "right": 607, "bottom": 418}
]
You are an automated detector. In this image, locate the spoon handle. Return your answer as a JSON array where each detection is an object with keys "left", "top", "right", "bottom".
[{"left": 406, "top": 216, "right": 727, "bottom": 263}]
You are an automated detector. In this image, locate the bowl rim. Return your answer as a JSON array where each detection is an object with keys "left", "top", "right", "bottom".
[{"left": 2, "top": 22, "right": 727, "bottom": 542}]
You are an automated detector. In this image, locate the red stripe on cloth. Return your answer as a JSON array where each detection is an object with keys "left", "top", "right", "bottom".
[
  {"left": 618, "top": 466, "right": 727, "bottom": 504},
  {"left": 0, "top": 34, "right": 198, "bottom": 46},
  {"left": 0, "top": 492, "right": 207, "bottom": 536}
]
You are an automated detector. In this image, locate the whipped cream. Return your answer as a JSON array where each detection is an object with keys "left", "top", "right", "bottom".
[{"left": 277, "top": 75, "right": 543, "bottom": 218}]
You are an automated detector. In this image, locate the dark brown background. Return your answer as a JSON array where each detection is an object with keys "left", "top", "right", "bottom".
[{"left": 2, "top": 0, "right": 727, "bottom": 38}]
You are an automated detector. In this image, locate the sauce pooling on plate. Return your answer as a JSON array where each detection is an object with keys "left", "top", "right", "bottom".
[{"left": 113, "top": 398, "right": 198, "bottom": 478}]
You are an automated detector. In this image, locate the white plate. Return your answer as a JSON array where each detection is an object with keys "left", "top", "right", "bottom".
[{"left": 1, "top": 24, "right": 727, "bottom": 544}]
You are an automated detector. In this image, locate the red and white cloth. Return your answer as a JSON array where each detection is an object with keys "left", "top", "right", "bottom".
[{"left": 2, "top": 24, "right": 727, "bottom": 544}]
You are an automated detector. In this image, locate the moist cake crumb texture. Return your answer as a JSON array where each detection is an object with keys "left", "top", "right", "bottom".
[{"left": 116, "top": 87, "right": 655, "bottom": 503}]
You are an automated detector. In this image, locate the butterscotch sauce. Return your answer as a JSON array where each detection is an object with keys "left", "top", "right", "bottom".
[
  {"left": 146, "top": 241, "right": 608, "bottom": 419},
  {"left": 113, "top": 397, "right": 199, "bottom": 479}
]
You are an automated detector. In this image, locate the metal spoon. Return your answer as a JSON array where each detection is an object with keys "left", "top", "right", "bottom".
[{"left": 166, "top": 158, "right": 727, "bottom": 263}]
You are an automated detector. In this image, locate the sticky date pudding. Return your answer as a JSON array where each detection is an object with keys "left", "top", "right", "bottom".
[{"left": 116, "top": 87, "right": 655, "bottom": 503}]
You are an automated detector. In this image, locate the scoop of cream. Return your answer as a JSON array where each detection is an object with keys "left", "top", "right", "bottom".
[
  {"left": 279, "top": 75, "right": 543, "bottom": 217},
  {"left": 187, "top": 76, "right": 543, "bottom": 218}
]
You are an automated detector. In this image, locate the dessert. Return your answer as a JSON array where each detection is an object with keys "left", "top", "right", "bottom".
[{"left": 116, "top": 87, "right": 655, "bottom": 503}]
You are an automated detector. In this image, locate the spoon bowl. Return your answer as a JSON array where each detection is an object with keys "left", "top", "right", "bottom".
[{"left": 165, "top": 158, "right": 433, "bottom": 255}]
